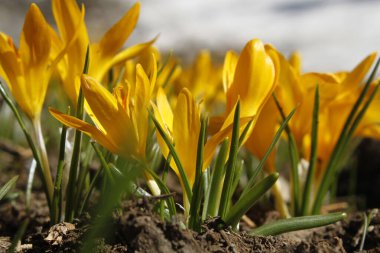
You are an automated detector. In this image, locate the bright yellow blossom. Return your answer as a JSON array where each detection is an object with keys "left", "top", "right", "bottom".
[
  {"left": 0, "top": 4, "right": 55, "bottom": 120},
  {"left": 51, "top": 0, "right": 155, "bottom": 105},
  {"left": 210, "top": 39, "right": 278, "bottom": 144},
  {"left": 174, "top": 51, "right": 224, "bottom": 113},
  {"left": 50, "top": 58, "right": 157, "bottom": 161},
  {"left": 153, "top": 88, "right": 247, "bottom": 188}
]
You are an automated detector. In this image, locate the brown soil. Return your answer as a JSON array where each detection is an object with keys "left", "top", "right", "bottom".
[
  {"left": 1, "top": 192, "right": 380, "bottom": 253},
  {"left": 1, "top": 140, "right": 380, "bottom": 252}
]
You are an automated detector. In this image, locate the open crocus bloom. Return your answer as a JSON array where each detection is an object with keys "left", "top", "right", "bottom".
[
  {"left": 153, "top": 87, "right": 250, "bottom": 188},
  {"left": 0, "top": 4, "right": 55, "bottom": 121},
  {"left": 50, "top": 58, "right": 157, "bottom": 161},
  {"left": 51, "top": 0, "right": 155, "bottom": 105},
  {"left": 209, "top": 39, "right": 278, "bottom": 145}
]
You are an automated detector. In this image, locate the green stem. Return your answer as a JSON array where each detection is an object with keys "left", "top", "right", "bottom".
[
  {"left": 32, "top": 119, "right": 54, "bottom": 204},
  {"left": 0, "top": 82, "right": 52, "bottom": 208},
  {"left": 51, "top": 118, "right": 68, "bottom": 224}
]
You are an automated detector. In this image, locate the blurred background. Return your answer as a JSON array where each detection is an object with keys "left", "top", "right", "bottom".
[{"left": 1, "top": 0, "right": 380, "bottom": 71}]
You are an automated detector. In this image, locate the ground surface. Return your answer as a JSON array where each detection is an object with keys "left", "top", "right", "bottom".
[
  {"left": 0, "top": 193, "right": 379, "bottom": 253},
  {"left": 1, "top": 140, "right": 380, "bottom": 252}
]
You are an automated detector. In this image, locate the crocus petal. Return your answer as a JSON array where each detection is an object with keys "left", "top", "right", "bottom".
[
  {"left": 289, "top": 51, "right": 302, "bottom": 75},
  {"left": 98, "top": 2, "right": 140, "bottom": 57},
  {"left": 222, "top": 50, "right": 238, "bottom": 93},
  {"left": 245, "top": 97, "right": 279, "bottom": 173},
  {"left": 91, "top": 38, "right": 157, "bottom": 81},
  {"left": 156, "top": 87, "right": 173, "bottom": 133},
  {"left": 0, "top": 33, "right": 21, "bottom": 91},
  {"left": 81, "top": 74, "right": 119, "bottom": 133},
  {"left": 17, "top": 4, "right": 52, "bottom": 119},
  {"left": 226, "top": 39, "right": 276, "bottom": 121},
  {"left": 49, "top": 108, "right": 119, "bottom": 154},
  {"left": 52, "top": 0, "right": 89, "bottom": 105},
  {"left": 172, "top": 88, "right": 201, "bottom": 186},
  {"left": 52, "top": 0, "right": 88, "bottom": 42},
  {"left": 341, "top": 52, "right": 377, "bottom": 92},
  {"left": 133, "top": 64, "right": 153, "bottom": 155},
  {"left": 19, "top": 4, "right": 50, "bottom": 68}
]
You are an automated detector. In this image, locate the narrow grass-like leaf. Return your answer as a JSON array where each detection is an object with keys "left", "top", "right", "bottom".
[
  {"left": 79, "top": 164, "right": 103, "bottom": 215},
  {"left": 149, "top": 111, "right": 193, "bottom": 201},
  {"left": 66, "top": 46, "right": 90, "bottom": 221},
  {"left": 0, "top": 176, "right": 18, "bottom": 201},
  {"left": 230, "top": 160, "right": 244, "bottom": 199},
  {"left": 51, "top": 120, "right": 68, "bottom": 224},
  {"left": 219, "top": 101, "right": 241, "bottom": 219},
  {"left": 301, "top": 85, "right": 319, "bottom": 215},
  {"left": 313, "top": 58, "right": 380, "bottom": 214},
  {"left": 160, "top": 154, "right": 172, "bottom": 219},
  {"left": 241, "top": 108, "right": 296, "bottom": 197},
  {"left": 250, "top": 212, "right": 346, "bottom": 236},
  {"left": 7, "top": 217, "right": 29, "bottom": 253},
  {"left": 189, "top": 117, "right": 207, "bottom": 231},
  {"left": 224, "top": 173, "right": 279, "bottom": 227},
  {"left": 80, "top": 163, "right": 140, "bottom": 253},
  {"left": 273, "top": 93, "right": 301, "bottom": 215},
  {"left": 239, "top": 120, "right": 253, "bottom": 147},
  {"left": 345, "top": 84, "right": 379, "bottom": 147},
  {"left": 206, "top": 139, "right": 229, "bottom": 217}
]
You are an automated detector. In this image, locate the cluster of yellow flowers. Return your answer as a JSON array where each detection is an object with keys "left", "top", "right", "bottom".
[{"left": 1, "top": 0, "right": 379, "bottom": 219}]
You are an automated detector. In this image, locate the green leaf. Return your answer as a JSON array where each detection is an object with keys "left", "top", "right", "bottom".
[
  {"left": 0, "top": 176, "right": 18, "bottom": 201},
  {"left": 273, "top": 93, "right": 301, "bottom": 215},
  {"left": 250, "top": 212, "right": 346, "bottom": 236},
  {"left": 66, "top": 46, "right": 90, "bottom": 221},
  {"left": 143, "top": 166, "right": 177, "bottom": 217},
  {"left": 219, "top": 101, "right": 241, "bottom": 219},
  {"left": 51, "top": 107, "right": 70, "bottom": 224},
  {"left": 313, "top": 57, "right": 380, "bottom": 214},
  {"left": 7, "top": 217, "right": 29, "bottom": 253},
  {"left": 205, "top": 139, "right": 229, "bottom": 217},
  {"left": 189, "top": 117, "right": 207, "bottom": 231},
  {"left": 241, "top": 107, "right": 296, "bottom": 197},
  {"left": 149, "top": 111, "right": 193, "bottom": 201},
  {"left": 238, "top": 120, "right": 253, "bottom": 147},
  {"left": 301, "top": 85, "right": 319, "bottom": 215},
  {"left": 224, "top": 173, "right": 279, "bottom": 227}
]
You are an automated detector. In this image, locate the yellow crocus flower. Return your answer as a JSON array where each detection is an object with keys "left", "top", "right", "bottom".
[
  {"left": 174, "top": 51, "right": 224, "bottom": 113},
  {"left": 0, "top": 4, "right": 54, "bottom": 121},
  {"left": 153, "top": 87, "right": 245, "bottom": 188},
  {"left": 300, "top": 53, "right": 377, "bottom": 177},
  {"left": 49, "top": 58, "right": 157, "bottom": 161},
  {"left": 210, "top": 39, "right": 277, "bottom": 144},
  {"left": 51, "top": 0, "right": 155, "bottom": 105}
]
